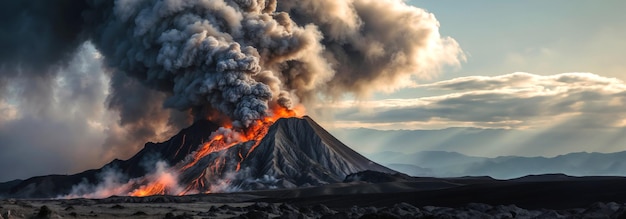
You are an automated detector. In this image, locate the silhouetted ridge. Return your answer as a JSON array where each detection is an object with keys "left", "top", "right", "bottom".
[
  {"left": 344, "top": 170, "right": 413, "bottom": 183},
  {"left": 109, "top": 119, "right": 220, "bottom": 178},
  {"left": 4, "top": 120, "right": 220, "bottom": 198},
  {"left": 2, "top": 117, "right": 394, "bottom": 198}
]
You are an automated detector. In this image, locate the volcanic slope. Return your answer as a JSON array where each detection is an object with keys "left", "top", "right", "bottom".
[
  {"left": 221, "top": 116, "right": 395, "bottom": 190},
  {"left": 1, "top": 116, "right": 393, "bottom": 198},
  {"left": 2, "top": 120, "right": 220, "bottom": 198}
]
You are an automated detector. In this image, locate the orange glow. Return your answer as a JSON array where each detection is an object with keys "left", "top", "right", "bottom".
[
  {"left": 130, "top": 182, "right": 168, "bottom": 197},
  {"left": 236, "top": 149, "right": 244, "bottom": 171},
  {"left": 183, "top": 171, "right": 207, "bottom": 195},
  {"left": 129, "top": 168, "right": 180, "bottom": 197},
  {"left": 244, "top": 104, "right": 305, "bottom": 141},
  {"left": 267, "top": 104, "right": 306, "bottom": 123},
  {"left": 127, "top": 104, "right": 305, "bottom": 197},
  {"left": 180, "top": 134, "right": 237, "bottom": 171}
]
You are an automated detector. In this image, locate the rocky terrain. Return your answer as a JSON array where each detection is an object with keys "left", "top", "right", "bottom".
[
  {"left": 2, "top": 198, "right": 626, "bottom": 219},
  {"left": 4, "top": 171, "right": 626, "bottom": 218}
]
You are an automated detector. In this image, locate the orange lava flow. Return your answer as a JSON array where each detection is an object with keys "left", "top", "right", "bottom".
[
  {"left": 129, "top": 105, "right": 305, "bottom": 197},
  {"left": 183, "top": 170, "right": 207, "bottom": 195},
  {"left": 129, "top": 167, "right": 180, "bottom": 197},
  {"left": 130, "top": 182, "right": 168, "bottom": 197},
  {"left": 180, "top": 134, "right": 238, "bottom": 171},
  {"left": 236, "top": 149, "right": 244, "bottom": 172},
  {"left": 242, "top": 105, "right": 305, "bottom": 156}
]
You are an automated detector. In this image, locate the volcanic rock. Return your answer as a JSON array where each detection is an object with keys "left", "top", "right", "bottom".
[
  {"left": 36, "top": 205, "right": 52, "bottom": 218},
  {"left": 237, "top": 210, "right": 270, "bottom": 219},
  {"left": 1, "top": 210, "right": 10, "bottom": 219},
  {"left": 344, "top": 170, "right": 412, "bottom": 183}
]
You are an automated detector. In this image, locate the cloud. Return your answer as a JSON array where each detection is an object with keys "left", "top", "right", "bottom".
[
  {"left": 332, "top": 72, "right": 626, "bottom": 130},
  {"left": 0, "top": 100, "right": 18, "bottom": 122},
  {"left": 0, "top": 43, "right": 109, "bottom": 181},
  {"left": 0, "top": 43, "right": 185, "bottom": 182}
]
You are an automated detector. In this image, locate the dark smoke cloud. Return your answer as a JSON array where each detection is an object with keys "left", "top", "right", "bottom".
[
  {"left": 0, "top": 0, "right": 191, "bottom": 177},
  {"left": 0, "top": 0, "right": 462, "bottom": 180},
  {"left": 0, "top": 0, "right": 90, "bottom": 121},
  {"left": 102, "top": 70, "right": 192, "bottom": 160},
  {"left": 83, "top": 0, "right": 462, "bottom": 127},
  {"left": 85, "top": 0, "right": 326, "bottom": 127},
  {"left": 0, "top": 0, "right": 88, "bottom": 76},
  {"left": 0, "top": 43, "right": 188, "bottom": 182},
  {"left": 0, "top": 44, "right": 112, "bottom": 181}
]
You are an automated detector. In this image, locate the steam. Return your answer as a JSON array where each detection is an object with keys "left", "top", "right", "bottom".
[
  {"left": 63, "top": 160, "right": 184, "bottom": 199},
  {"left": 130, "top": 161, "right": 185, "bottom": 196},
  {"left": 63, "top": 126, "right": 248, "bottom": 198},
  {"left": 63, "top": 167, "right": 131, "bottom": 199},
  {"left": 211, "top": 127, "right": 244, "bottom": 144}
]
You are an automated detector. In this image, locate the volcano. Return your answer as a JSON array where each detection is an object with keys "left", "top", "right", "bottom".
[{"left": 1, "top": 116, "right": 393, "bottom": 198}]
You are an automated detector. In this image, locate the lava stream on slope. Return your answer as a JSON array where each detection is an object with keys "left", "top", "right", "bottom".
[{"left": 116, "top": 106, "right": 304, "bottom": 197}]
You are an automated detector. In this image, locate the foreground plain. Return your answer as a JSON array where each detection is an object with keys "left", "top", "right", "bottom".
[{"left": 4, "top": 173, "right": 626, "bottom": 218}]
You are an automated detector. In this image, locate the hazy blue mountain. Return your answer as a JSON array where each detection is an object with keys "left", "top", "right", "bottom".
[
  {"left": 464, "top": 151, "right": 626, "bottom": 179},
  {"left": 330, "top": 127, "right": 626, "bottom": 158},
  {"left": 384, "top": 164, "right": 433, "bottom": 176},
  {"left": 330, "top": 127, "right": 508, "bottom": 156},
  {"left": 366, "top": 150, "right": 626, "bottom": 179}
]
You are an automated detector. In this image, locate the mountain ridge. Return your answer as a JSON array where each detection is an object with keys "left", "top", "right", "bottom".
[
  {"left": 1, "top": 116, "right": 393, "bottom": 198},
  {"left": 331, "top": 127, "right": 624, "bottom": 159},
  {"left": 371, "top": 150, "right": 626, "bottom": 179},
  {"left": 1, "top": 120, "right": 222, "bottom": 198}
]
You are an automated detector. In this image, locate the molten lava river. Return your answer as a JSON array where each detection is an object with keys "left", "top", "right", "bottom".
[{"left": 126, "top": 105, "right": 305, "bottom": 197}]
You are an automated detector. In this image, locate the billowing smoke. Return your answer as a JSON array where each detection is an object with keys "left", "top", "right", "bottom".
[
  {"left": 0, "top": 0, "right": 462, "bottom": 176},
  {"left": 87, "top": 0, "right": 462, "bottom": 127},
  {"left": 84, "top": 0, "right": 329, "bottom": 127},
  {"left": 279, "top": 0, "right": 463, "bottom": 96}
]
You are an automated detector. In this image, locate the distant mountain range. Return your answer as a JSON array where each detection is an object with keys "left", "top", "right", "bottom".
[
  {"left": 330, "top": 127, "right": 626, "bottom": 159},
  {"left": 365, "top": 150, "right": 626, "bottom": 179}
]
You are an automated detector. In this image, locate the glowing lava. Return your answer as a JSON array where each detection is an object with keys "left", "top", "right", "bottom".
[
  {"left": 128, "top": 105, "right": 305, "bottom": 197},
  {"left": 128, "top": 161, "right": 184, "bottom": 197}
]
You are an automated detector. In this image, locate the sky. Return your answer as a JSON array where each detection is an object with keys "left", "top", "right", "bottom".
[
  {"left": 334, "top": 0, "right": 626, "bottom": 123},
  {"left": 409, "top": 0, "right": 626, "bottom": 79},
  {"left": 326, "top": 0, "right": 626, "bottom": 156},
  {"left": 1, "top": 1, "right": 626, "bottom": 181}
]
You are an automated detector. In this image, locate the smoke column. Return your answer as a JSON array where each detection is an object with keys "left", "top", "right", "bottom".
[{"left": 1, "top": 0, "right": 463, "bottom": 142}]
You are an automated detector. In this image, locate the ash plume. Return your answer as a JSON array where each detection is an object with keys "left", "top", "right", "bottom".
[
  {"left": 0, "top": 0, "right": 462, "bottom": 161},
  {"left": 279, "top": 0, "right": 464, "bottom": 96},
  {"left": 93, "top": 0, "right": 462, "bottom": 126},
  {"left": 86, "top": 0, "right": 326, "bottom": 128}
]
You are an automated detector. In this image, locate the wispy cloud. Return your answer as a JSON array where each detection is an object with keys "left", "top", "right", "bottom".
[{"left": 331, "top": 72, "right": 626, "bottom": 130}]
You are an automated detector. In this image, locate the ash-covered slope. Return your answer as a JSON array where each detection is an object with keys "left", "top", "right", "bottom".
[
  {"left": 2, "top": 116, "right": 392, "bottom": 198},
  {"left": 232, "top": 116, "right": 395, "bottom": 188},
  {"left": 170, "top": 116, "right": 395, "bottom": 191}
]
